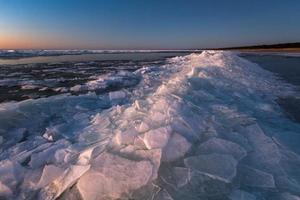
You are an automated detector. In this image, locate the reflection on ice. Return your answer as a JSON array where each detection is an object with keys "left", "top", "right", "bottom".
[{"left": 0, "top": 51, "right": 300, "bottom": 199}]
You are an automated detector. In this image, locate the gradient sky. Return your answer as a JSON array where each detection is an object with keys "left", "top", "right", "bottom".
[{"left": 1, "top": 0, "right": 300, "bottom": 50}]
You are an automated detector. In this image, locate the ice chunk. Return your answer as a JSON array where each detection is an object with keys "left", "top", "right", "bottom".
[
  {"left": 14, "top": 128, "right": 28, "bottom": 142},
  {"left": 162, "top": 133, "right": 191, "bottom": 162},
  {"left": 242, "top": 123, "right": 281, "bottom": 171},
  {"left": 136, "top": 121, "right": 150, "bottom": 133},
  {"left": 0, "top": 160, "right": 24, "bottom": 192},
  {"left": 239, "top": 165, "right": 275, "bottom": 188},
  {"left": 150, "top": 111, "right": 167, "bottom": 123},
  {"left": 133, "top": 137, "right": 147, "bottom": 149},
  {"left": 228, "top": 190, "right": 256, "bottom": 200},
  {"left": 77, "top": 147, "right": 95, "bottom": 165},
  {"left": 109, "top": 91, "right": 126, "bottom": 101},
  {"left": 154, "top": 189, "right": 174, "bottom": 200},
  {"left": 143, "top": 126, "right": 171, "bottom": 149},
  {"left": 42, "top": 127, "right": 59, "bottom": 142},
  {"left": 223, "top": 131, "right": 252, "bottom": 151},
  {"left": 0, "top": 181, "right": 12, "bottom": 197},
  {"left": 70, "top": 84, "right": 87, "bottom": 92},
  {"left": 133, "top": 149, "right": 162, "bottom": 180},
  {"left": 172, "top": 167, "right": 190, "bottom": 187},
  {"left": 39, "top": 164, "right": 90, "bottom": 200},
  {"left": 77, "top": 152, "right": 153, "bottom": 199},
  {"left": 184, "top": 154, "right": 238, "bottom": 183},
  {"left": 179, "top": 169, "right": 232, "bottom": 197},
  {"left": 275, "top": 176, "right": 300, "bottom": 195},
  {"left": 278, "top": 192, "right": 300, "bottom": 200},
  {"left": 197, "top": 137, "right": 247, "bottom": 160},
  {"left": 115, "top": 128, "right": 138, "bottom": 145},
  {"left": 21, "top": 84, "right": 39, "bottom": 90},
  {"left": 37, "top": 165, "right": 64, "bottom": 188},
  {"left": 29, "top": 140, "right": 70, "bottom": 168}
]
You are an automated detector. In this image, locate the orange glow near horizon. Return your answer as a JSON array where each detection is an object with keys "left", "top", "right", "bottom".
[{"left": 0, "top": 33, "right": 86, "bottom": 50}]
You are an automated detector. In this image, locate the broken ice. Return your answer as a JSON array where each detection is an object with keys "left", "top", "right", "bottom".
[{"left": 0, "top": 51, "right": 300, "bottom": 199}]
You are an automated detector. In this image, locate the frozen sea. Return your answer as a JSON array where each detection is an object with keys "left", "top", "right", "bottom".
[{"left": 0, "top": 50, "right": 299, "bottom": 200}]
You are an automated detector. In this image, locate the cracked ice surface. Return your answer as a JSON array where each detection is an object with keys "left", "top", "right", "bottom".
[{"left": 0, "top": 51, "right": 300, "bottom": 199}]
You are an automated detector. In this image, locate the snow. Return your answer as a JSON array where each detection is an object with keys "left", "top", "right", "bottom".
[{"left": 0, "top": 50, "right": 299, "bottom": 199}]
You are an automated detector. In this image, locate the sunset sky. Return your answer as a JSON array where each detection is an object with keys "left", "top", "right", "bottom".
[{"left": 1, "top": 0, "right": 300, "bottom": 50}]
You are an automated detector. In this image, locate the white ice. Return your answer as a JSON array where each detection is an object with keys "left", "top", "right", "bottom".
[{"left": 0, "top": 51, "right": 300, "bottom": 199}]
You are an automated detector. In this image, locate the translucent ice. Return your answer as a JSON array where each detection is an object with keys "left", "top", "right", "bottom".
[
  {"left": 184, "top": 153, "right": 238, "bottom": 183},
  {"left": 77, "top": 152, "right": 153, "bottom": 199},
  {"left": 197, "top": 137, "right": 247, "bottom": 160},
  {"left": 228, "top": 190, "right": 256, "bottom": 200}
]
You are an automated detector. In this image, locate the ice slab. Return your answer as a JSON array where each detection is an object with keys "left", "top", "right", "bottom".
[
  {"left": 77, "top": 152, "right": 153, "bottom": 199},
  {"left": 239, "top": 165, "right": 275, "bottom": 188},
  {"left": 132, "top": 149, "right": 162, "bottom": 180},
  {"left": 162, "top": 133, "right": 191, "bottom": 162},
  {"left": 37, "top": 165, "right": 64, "bottom": 188},
  {"left": 0, "top": 160, "right": 24, "bottom": 195},
  {"left": 115, "top": 128, "right": 138, "bottom": 145},
  {"left": 39, "top": 164, "right": 90, "bottom": 200},
  {"left": 154, "top": 189, "right": 174, "bottom": 200},
  {"left": 143, "top": 126, "right": 171, "bottom": 149},
  {"left": 109, "top": 91, "right": 126, "bottom": 101},
  {"left": 228, "top": 190, "right": 256, "bottom": 200},
  {"left": 277, "top": 192, "right": 300, "bottom": 200},
  {"left": 197, "top": 137, "right": 247, "bottom": 160},
  {"left": 171, "top": 167, "right": 190, "bottom": 188},
  {"left": 184, "top": 153, "right": 238, "bottom": 183}
]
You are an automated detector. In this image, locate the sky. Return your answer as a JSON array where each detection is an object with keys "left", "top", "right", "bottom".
[{"left": 0, "top": 0, "right": 300, "bottom": 50}]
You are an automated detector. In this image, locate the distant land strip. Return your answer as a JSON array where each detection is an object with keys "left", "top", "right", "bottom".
[{"left": 215, "top": 42, "right": 300, "bottom": 52}]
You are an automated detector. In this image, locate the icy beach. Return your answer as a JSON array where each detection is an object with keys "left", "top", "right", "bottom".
[{"left": 0, "top": 51, "right": 300, "bottom": 199}]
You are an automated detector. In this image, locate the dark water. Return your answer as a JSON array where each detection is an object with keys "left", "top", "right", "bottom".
[
  {"left": 0, "top": 52, "right": 190, "bottom": 103},
  {"left": 0, "top": 52, "right": 192, "bottom": 65},
  {"left": 242, "top": 54, "right": 300, "bottom": 124}
]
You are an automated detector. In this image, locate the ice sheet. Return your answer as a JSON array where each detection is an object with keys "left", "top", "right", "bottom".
[{"left": 0, "top": 51, "right": 300, "bottom": 199}]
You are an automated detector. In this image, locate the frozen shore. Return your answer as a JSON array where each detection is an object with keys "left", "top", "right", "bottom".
[{"left": 0, "top": 51, "right": 300, "bottom": 199}]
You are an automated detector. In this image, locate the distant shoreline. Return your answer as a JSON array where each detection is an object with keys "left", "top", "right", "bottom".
[
  {"left": 229, "top": 48, "right": 300, "bottom": 53},
  {"left": 216, "top": 42, "right": 300, "bottom": 53}
]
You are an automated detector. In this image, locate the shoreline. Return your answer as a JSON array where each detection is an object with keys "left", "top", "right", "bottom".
[{"left": 234, "top": 48, "right": 300, "bottom": 53}]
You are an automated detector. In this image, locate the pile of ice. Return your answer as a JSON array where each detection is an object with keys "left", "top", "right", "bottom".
[
  {"left": 0, "top": 51, "right": 300, "bottom": 199},
  {"left": 70, "top": 71, "right": 140, "bottom": 93}
]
